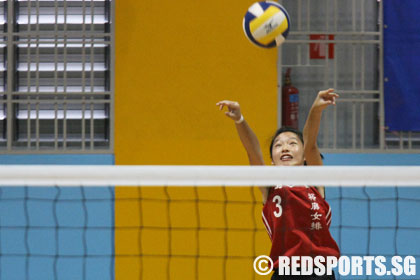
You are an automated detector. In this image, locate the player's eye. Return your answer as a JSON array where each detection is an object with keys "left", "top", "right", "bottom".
[{"left": 290, "top": 141, "right": 297, "bottom": 145}]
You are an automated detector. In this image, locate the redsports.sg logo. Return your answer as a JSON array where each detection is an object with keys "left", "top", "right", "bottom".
[{"left": 253, "top": 255, "right": 417, "bottom": 277}]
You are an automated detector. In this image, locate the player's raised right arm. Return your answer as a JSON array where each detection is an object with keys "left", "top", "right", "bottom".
[
  {"left": 216, "top": 100, "right": 269, "bottom": 202},
  {"left": 216, "top": 100, "right": 264, "bottom": 165}
]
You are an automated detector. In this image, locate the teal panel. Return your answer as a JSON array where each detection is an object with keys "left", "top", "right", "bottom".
[
  {"left": 323, "top": 154, "right": 420, "bottom": 279},
  {"left": 0, "top": 154, "right": 114, "bottom": 280}
]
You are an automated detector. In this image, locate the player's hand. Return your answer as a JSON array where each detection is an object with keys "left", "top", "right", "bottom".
[
  {"left": 216, "top": 100, "right": 242, "bottom": 122},
  {"left": 312, "top": 88, "right": 339, "bottom": 112}
]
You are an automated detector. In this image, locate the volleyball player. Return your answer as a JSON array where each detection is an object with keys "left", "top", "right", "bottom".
[{"left": 216, "top": 89, "right": 340, "bottom": 279}]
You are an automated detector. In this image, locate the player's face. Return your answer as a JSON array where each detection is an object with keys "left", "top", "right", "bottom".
[{"left": 271, "top": 132, "right": 304, "bottom": 166}]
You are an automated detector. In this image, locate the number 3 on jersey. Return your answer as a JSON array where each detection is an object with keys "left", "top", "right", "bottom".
[{"left": 273, "top": 195, "right": 282, "bottom": 217}]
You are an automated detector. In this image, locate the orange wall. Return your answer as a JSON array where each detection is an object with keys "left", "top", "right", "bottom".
[{"left": 115, "top": 0, "right": 278, "bottom": 279}]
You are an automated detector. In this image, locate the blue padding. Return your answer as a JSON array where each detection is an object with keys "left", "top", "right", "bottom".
[
  {"left": 384, "top": 0, "right": 420, "bottom": 131},
  {"left": 0, "top": 154, "right": 114, "bottom": 165},
  {"left": 0, "top": 155, "right": 114, "bottom": 280},
  {"left": 324, "top": 153, "right": 420, "bottom": 166},
  {"left": 324, "top": 154, "right": 420, "bottom": 279}
]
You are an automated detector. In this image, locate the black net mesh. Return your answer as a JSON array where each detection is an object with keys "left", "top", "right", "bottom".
[{"left": 0, "top": 185, "right": 419, "bottom": 280}]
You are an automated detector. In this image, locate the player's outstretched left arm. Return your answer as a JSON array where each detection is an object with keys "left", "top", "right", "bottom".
[{"left": 303, "top": 89, "right": 339, "bottom": 197}]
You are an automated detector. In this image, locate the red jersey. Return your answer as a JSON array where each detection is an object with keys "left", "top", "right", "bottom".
[{"left": 262, "top": 185, "right": 340, "bottom": 267}]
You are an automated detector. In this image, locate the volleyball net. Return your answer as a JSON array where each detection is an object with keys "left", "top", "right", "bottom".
[{"left": 0, "top": 165, "right": 419, "bottom": 280}]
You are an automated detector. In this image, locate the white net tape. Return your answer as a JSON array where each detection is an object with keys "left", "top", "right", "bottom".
[{"left": 0, "top": 165, "right": 419, "bottom": 186}]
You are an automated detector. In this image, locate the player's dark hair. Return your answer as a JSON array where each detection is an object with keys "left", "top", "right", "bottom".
[{"left": 269, "top": 127, "right": 304, "bottom": 160}]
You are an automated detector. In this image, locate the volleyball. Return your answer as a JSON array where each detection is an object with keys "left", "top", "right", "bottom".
[{"left": 242, "top": 1, "right": 290, "bottom": 48}]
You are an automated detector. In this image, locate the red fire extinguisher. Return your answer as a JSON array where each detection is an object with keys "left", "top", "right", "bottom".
[{"left": 282, "top": 68, "right": 299, "bottom": 129}]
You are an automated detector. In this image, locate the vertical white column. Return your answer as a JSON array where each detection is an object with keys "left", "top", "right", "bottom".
[
  {"left": 54, "top": 0, "right": 59, "bottom": 150},
  {"left": 35, "top": 0, "right": 40, "bottom": 150},
  {"left": 110, "top": 0, "right": 115, "bottom": 153},
  {"left": 63, "top": 0, "right": 68, "bottom": 148},
  {"left": 351, "top": 0, "right": 356, "bottom": 149},
  {"left": 378, "top": 0, "right": 385, "bottom": 149},
  {"left": 89, "top": 0, "right": 95, "bottom": 150},
  {"left": 81, "top": 0, "right": 87, "bottom": 151},
  {"left": 26, "top": 1, "right": 32, "bottom": 148}
]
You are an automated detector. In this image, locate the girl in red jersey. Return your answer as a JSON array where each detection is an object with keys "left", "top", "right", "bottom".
[{"left": 217, "top": 89, "right": 340, "bottom": 280}]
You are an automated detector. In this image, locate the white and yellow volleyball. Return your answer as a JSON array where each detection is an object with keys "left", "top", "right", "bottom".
[{"left": 243, "top": 1, "right": 290, "bottom": 48}]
